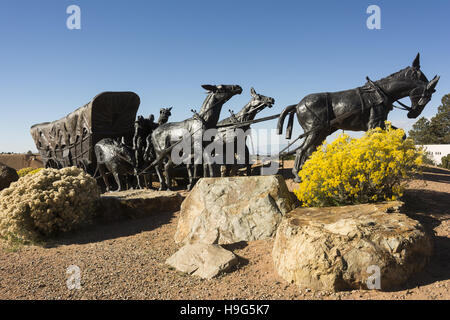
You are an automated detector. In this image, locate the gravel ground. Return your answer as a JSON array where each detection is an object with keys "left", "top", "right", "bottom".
[{"left": 0, "top": 164, "right": 449, "bottom": 300}]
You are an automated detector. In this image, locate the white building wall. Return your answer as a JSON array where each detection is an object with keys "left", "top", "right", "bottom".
[{"left": 417, "top": 145, "right": 450, "bottom": 165}]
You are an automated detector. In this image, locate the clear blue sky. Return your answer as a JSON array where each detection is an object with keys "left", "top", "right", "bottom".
[{"left": 0, "top": 0, "right": 449, "bottom": 153}]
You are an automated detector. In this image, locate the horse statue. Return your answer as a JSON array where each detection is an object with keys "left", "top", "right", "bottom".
[
  {"left": 213, "top": 87, "right": 275, "bottom": 177},
  {"left": 134, "top": 108, "right": 172, "bottom": 166},
  {"left": 93, "top": 107, "right": 173, "bottom": 193},
  {"left": 151, "top": 84, "right": 242, "bottom": 191},
  {"left": 94, "top": 138, "right": 135, "bottom": 192},
  {"left": 143, "top": 107, "right": 172, "bottom": 163},
  {"left": 277, "top": 53, "right": 440, "bottom": 182},
  {"left": 132, "top": 107, "right": 173, "bottom": 189}
]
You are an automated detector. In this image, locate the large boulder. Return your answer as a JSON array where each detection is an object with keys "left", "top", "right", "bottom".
[
  {"left": 174, "top": 175, "right": 297, "bottom": 245},
  {"left": 272, "top": 201, "right": 433, "bottom": 291},
  {"left": 0, "top": 163, "right": 19, "bottom": 191},
  {"left": 166, "top": 243, "right": 238, "bottom": 279}
]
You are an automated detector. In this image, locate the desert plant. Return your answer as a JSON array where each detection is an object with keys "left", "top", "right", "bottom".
[
  {"left": 17, "top": 167, "right": 34, "bottom": 177},
  {"left": 0, "top": 167, "right": 100, "bottom": 243},
  {"left": 17, "top": 167, "right": 42, "bottom": 177},
  {"left": 28, "top": 168, "right": 43, "bottom": 175},
  {"left": 294, "top": 123, "right": 423, "bottom": 207}
]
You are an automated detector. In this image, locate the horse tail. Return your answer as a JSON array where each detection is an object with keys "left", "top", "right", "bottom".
[{"left": 277, "top": 104, "right": 297, "bottom": 137}]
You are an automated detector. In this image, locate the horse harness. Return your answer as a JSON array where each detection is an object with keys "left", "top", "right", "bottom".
[
  {"left": 365, "top": 76, "right": 414, "bottom": 112},
  {"left": 302, "top": 92, "right": 335, "bottom": 129}
]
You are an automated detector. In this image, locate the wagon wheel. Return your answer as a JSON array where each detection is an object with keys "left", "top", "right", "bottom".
[
  {"left": 46, "top": 158, "right": 61, "bottom": 169},
  {"left": 77, "top": 159, "right": 90, "bottom": 174}
]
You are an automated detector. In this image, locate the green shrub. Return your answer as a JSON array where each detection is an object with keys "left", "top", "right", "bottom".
[
  {"left": 420, "top": 152, "right": 436, "bottom": 166},
  {"left": 440, "top": 154, "right": 450, "bottom": 170},
  {"left": 0, "top": 167, "right": 100, "bottom": 243}
]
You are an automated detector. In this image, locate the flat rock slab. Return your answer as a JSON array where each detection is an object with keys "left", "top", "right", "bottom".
[
  {"left": 98, "top": 189, "right": 184, "bottom": 221},
  {"left": 175, "top": 175, "right": 297, "bottom": 245},
  {"left": 166, "top": 243, "right": 238, "bottom": 279},
  {"left": 272, "top": 201, "right": 433, "bottom": 292}
]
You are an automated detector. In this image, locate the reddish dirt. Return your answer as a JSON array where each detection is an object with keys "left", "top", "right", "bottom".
[{"left": 0, "top": 163, "right": 448, "bottom": 300}]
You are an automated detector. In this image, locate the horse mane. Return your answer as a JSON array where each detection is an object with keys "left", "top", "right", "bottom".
[{"left": 370, "top": 67, "right": 428, "bottom": 87}]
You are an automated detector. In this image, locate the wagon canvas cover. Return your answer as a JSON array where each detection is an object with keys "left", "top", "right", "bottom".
[{"left": 30, "top": 91, "right": 140, "bottom": 169}]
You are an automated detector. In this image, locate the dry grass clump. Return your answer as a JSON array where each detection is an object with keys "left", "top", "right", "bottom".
[{"left": 0, "top": 167, "right": 100, "bottom": 243}]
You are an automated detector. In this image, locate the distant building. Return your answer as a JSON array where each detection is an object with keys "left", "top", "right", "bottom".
[{"left": 417, "top": 145, "right": 450, "bottom": 165}]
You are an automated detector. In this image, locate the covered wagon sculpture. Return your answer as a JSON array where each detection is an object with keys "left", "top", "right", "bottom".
[{"left": 30, "top": 91, "right": 140, "bottom": 175}]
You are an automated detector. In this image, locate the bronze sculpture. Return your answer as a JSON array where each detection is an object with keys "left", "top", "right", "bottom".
[
  {"left": 30, "top": 54, "right": 440, "bottom": 192},
  {"left": 214, "top": 87, "right": 275, "bottom": 177},
  {"left": 133, "top": 108, "right": 172, "bottom": 188},
  {"left": 277, "top": 54, "right": 439, "bottom": 182},
  {"left": 92, "top": 107, "right": 172, "bottom": 192},
  {"left": 30, "top": 92, "right": 140, "bottom": 173},
  {"left": 151, "top": 84, "right": 242, "bottom": 191},
  {"left": 143, "top": 107, "right": 172, "bottom": 164},
  {"left": 94, "top": 138, "right": 135, "bottom": 192}
]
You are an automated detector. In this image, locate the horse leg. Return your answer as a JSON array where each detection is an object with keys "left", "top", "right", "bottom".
[
  {"left": 220, "top": 165, "right": 226, "bottom": 177},
  {"left": 203, "top": 150, "right": 215, "bottom": 178},
  {"left": 194, "top": 164, "right": 201, "bottom": 185},
  {"left": 113, "top": 172, "right": 123, "bottom": 192},
  {"left": 145, "top": 173, "right": 152, "bottom": 189},
  {"left": 127, "top": 174, "right": 135, "bottom": 190},
  {"left": 155, "top": 162, "right": 167, "bottom": 191},
  {"left": 245, "top": 145, "right": 251, "bottom": 176},
  {"left": 368, "top": 105, "right": 387, "bottom": 130},
  {"left": 229, "top": 154, "right": 238, "bottom": 176},
  {"left": 164, "top": 159, "right": 173, "bottom": 191},
  {"left": 135, "top": 168, "right": 143, "bottom": 189},
  {"left": 293, "top": 129, "right": 337, "bottom": 182},
  {"left": 221, "top": 140, "right": 234, "bottom": 177},
  {"left": 204, "top": 154, "right": 213, "bottom": 178},
  {"left": 220, "top": 147, "right": 228, "bottom": 177},
  {"left": 292, "top": 132, "right": 322, "bottom": 182},
  {"left": 98, "top": 165, "right": 111, "bottom": 193},
  {"left": 187, "top": 164, "right": 196, "bottom": 191},
  {"left": 202, "top": 151, "right": 210, "bottom": 178},
  {"left": 222, "top": 150, "right": 231, "bottom": 176}
]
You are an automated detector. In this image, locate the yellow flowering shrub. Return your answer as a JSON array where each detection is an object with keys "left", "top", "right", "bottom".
[
  {"left": 0, "top": 167, "right": 100, "bottom": 243},
  {"left": 29, "top": 168, "right": 43, "bottom": 175},
  {"left": 17, "top": 167, "right": 34, "bottom": 177},
  {"left": 294, "top": 123, "right": 423, "bottom": 207},
  {"left": 17, "top": 167, "right": 43, "bottom": 177}
]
